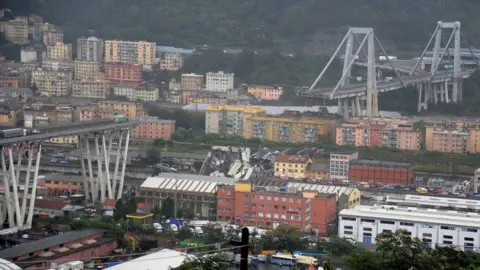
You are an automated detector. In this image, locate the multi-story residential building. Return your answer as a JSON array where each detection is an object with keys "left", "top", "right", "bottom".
[
  {"left": 247, "top": 85, "right": 284, "bottom": 101},
  {"left": 187, "top": 93, "right": 227, "bottom": 105},
  {"left": 112, "top": 85, "right": 158, "bottom": 102},
  {"left": 217, "top": 182, "right": 337, "bottom": 234},
  {"left": 98, "top": 101, "right": 145, "bottom": 119},
  {"left": 132, "top": 116, "right": 175, "bottom": 141},
  {"left": 104, "top": 62, "right": 142, "bottom": 87},
  {"left": 23, "top": 102, "right": 75, "bottom": 127},
  {"left": 306, "top": 163, "right": 330, "bottom": 181},
  {"left": 28, "top": 42, "right": 47, "bottom": 63},
  {"left": 244, "top": 115, "right": 331, "bottom": 143},
  {"left": 46, "top": 43, "right": 72, "bottom": 60},
  {"left": 160, "top": 52, "right": 184, "bottom": 71},
  {"left": 274, "top": 154, "right": 313, "bottom": 179},
  {"left": 205, "top": 105, "right": 264, "bottom": 136},
  {"left": 3, "top": 19, "right": 28, "bottom": 44},
  {"left": 42, "top": 59, "right": 74, "bottom": 71},
  {"left": 73, "top": 60, "right": 102, "bottom": 80},
  {"left": 27, "top": 15, "right": 43, "bottom": 41},
  {"left": 104, "top": 40, "right": 156, "bottom": 66},
  {"left": 77, "top": 37, "right": 104, "bottom": 62},
  {"left": 0, "top": 73, "right": 29, "bottom": 88},
  {"left": 42, "top": 28, "right": 64, "bottom": 46},
  {"left": 205, "top": 71, "right": 234, "bottom": 92},
  {"left": 423, "top": 121, "right": 480, "bottom": 153},
  {"left": 181, "top": 73, "right": 204, "bottom": 90},
  {"left": 335, "top": 117, "right": 421, "bottom": 151},
  {"left": 169, "top": 78, "right": 181, "bottom": 91},
  {"left": 72, "top": 79, "right": 108, "bottom": 99},
  {"left": 329, "top": 152, "right": 358, "bottom": 180},
  {"left": 31, "top": 69, "right": 72, "bottom": 96},
  {"left": 348, "top": 160, "right": 414, "bottom": 186},
  {"left": 20, "top": 47, "right": 37, "bottom": 63}
]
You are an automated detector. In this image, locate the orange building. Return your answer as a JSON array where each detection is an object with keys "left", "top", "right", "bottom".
[
  {"left": 104, "top": 62, "right": 142, "bottom": 87},
  {"left": 42, "top": 174, "right": 83, "bottom": 196},
  {"left": 132, "top": 116, "right": 176, "bottom": 140},
  {"left": 247, "top": 85, "right": 284, "bottom": 101},
  {"left": 0, "top": 76, "right": 20, "bottom": 88},
  {"left": 217, "top": 182, "right": 337, "bottom": 235}
]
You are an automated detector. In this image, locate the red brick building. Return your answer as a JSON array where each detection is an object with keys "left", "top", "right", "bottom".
[
  {"left": 348, "top": 160, "right": 414, "bottom": 186},
  {"left": 0, "top": 229, "right": 118, "bottom": 269},
  {"left": 104, "top": 62, "right": 142, "bottom": 87},
  {"left": 216, "top": 182, "right": 337, "bottom": 235}
]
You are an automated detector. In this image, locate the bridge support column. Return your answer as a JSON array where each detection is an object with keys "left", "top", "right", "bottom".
[
  {"left": 0, "top": 143, "right": 42, "bottom": 234},
  {"left": 443, "top": 81, "right": 450, "bottom": 103},
  {"left": 417, "top": 83, "right": 429, "bottom": 112},
  {"left": 355, "top": 96, "right": 362, "bottom": 116},
  {"left": 79, "top": 130, "right": 132, "bottom": 203}
]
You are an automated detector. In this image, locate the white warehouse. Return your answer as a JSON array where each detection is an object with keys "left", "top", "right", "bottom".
[{"left": 339, "top": 205, "right": 480, "bottom": 251}]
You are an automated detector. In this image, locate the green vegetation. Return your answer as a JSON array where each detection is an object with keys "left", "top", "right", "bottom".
[
  {"left": 11, "top": 0, "right": 480, "bottom": 52},
  {"left": 345, "top": 230, "right": 480, "bottom": 270}
]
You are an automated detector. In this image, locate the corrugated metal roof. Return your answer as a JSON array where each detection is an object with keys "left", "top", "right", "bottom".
[
  {"left": 287, "top": 182, "right": 355, "bottom": 197},
  {"left": 140, "top": 173, "right": 237, "bottom": 194}
]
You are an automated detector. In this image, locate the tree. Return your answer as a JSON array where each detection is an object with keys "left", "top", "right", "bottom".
[
  {"left": 323, "top": 236, "right": 359, "bottom": 256},
  {"left": 322, "top": 259, "right": 335, "bottom": 270},
  {"left": 177, "top": 227, "right": 194, "bottom": 241},
  {"left": 177, "top": 254, "right": 227, "bottom": 270},
  {"left": 146, "top": 147, "right": 161, "bottom": 164},
  {"left": 257, "top": 225, "right": 307, "bottom": 252},
  {"left": 160, "top": 197, "right": 175, "bottom": 218},
  {"left": 114, "top": 199, "right": 126, "bottom": 220},
  {"left": 344, "top": 249, "right": 382, "bottom": 270}
]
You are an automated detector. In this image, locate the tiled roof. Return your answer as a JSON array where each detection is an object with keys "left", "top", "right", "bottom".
[
  {"left": 287, "top": 182, "right": 356, "bottom": 198},
  {"left": 275, "top": 155, "right": 310, "bottom": 164},
  {"left": 140, "top": 173, "right": 236, "bottom": 194},
  {"left": 34, "top": 199, "right": 68, "bottom": 210}
]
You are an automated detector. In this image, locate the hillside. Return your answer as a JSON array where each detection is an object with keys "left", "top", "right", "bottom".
[{"left": 4, "top": 0, "right": 480, "bottom": 54}]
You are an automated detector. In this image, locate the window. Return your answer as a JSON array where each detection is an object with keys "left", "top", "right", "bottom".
[
  {"left": 443, "top": 235, "right": 453, "bottom": 239},
  {"left": 462, "top": 228, "right": 478, "bottom": 233},
  {"left": 344, "top": 226, "right": 353, "bottom": 230},
  {"left": 423, "top": 233, "right": 432, "bottom": 237},
  {"left": 380, "top": 220, "right": 395, "bottom": 225},
  {"left": 344, "top": 231, "right": 353, "bottom": 235},
  {"left": 465, "top": 237, "right": 474, "bottom": 242},
  {"left": 400, "top": 222, "right": 414, "bottom": 227},
  {"left": 361, "top": 219, "right": 375, "bottom": 223},
  {"left": 363, "top": 227, "right": 372, "bottom": 231},
  {"left": 440, "top": 226, "right": 455, "bottom": 231},
  {"left": 342, "top": 217, "right": 356, "bottom": 221},
  {"left": 443, "top": 240, "right": 453, "bottom": 245}
]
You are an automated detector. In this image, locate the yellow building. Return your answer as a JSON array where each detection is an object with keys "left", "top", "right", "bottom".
[
  {"left": 306, "top": 163, "right": 329, "bottom": 180},
  {"left": 72, "top": 79, "right": 108, "bottom": 99},
  {"left": 32, "top": 69, "right": 72, "bottom": 96},
  {"left": 46, "top": 43, "right": 73, "bottom": 60},
  {"left": 136, "top": 88, "right": 158, "bottom": 102},
  {"left": 245, "top": 116, "right": 329, "bottom": 143},
  {"left": 104, "top": 40, "right": 156, "bottom": 66},
  {"left": 47, "top": 136, "right": 79, "bottom": 146},
  {"left": 205, "top": 105, "right": 264, "bottom": 136},
  {"left": 274, "top": 154, "right": 312, "bottom": 180},
  {"left": 74, "top": 60, "right": 102, "bottom": 80},
  {"left": 98, "top": 101, "right": 145, "bottom": 119}
]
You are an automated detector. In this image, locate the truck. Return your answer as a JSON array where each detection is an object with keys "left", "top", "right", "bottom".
[
  {"left": 0, "top": 128, "right": 27, "bottom": 138},
  {"left": 113, "top": 115, "right": 129, "bottom": 123}
]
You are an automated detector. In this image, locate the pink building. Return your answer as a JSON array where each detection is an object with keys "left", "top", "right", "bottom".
[
  {"left": 429, "top": 129, "right": 468, "bottom": 153},
  {"left": 160, "top": 52, "right": 184, "bottom": 71},
  {"left": 132, "top": 116, "right": 176, "bottom": 140},
  {"left": 261, "top": 87, "right": 283, "bottom": 100},
  {"left": 182, "top": 90, "right": 199, "bottom": 104}
]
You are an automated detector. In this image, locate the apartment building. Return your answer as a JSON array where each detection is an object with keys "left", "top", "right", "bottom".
[
  {"left": 0, "top": 72, "right": 29, "bottom": 88},
  {"left": 205, "top": 71, "right": 234, "bottom": 92},
  {"left": 187, "top": 95, "right": 227, "bottom": 105},
  {"left": 28, "top": 15, "right": 43, "bottom": 41},
  {"left": 72, "top": 79, "right": 108, "bottom": 99},
  {"left": 132, "top": 116, "right": 176, "bottom": 140},
  {"left": 205, "top": 105, "right": 264, "bottom": 136},
  {"left": 424, "top": 120, "right": 480, "bottom": 153},
  {"left": 104, "top": 62, "right": 142, "bottom": 87},
  {"left": 112, "top": 85, "right": 159, "bottom": 102},
  {"left": 46, "top": 43, "right": 73, "bottom": 60},
  {"left": 73, "top": 60, "right": 102, "bottom": 80},
  {"left": 42, "top": 28, "right": 63, "bottom": 46},
  {"left": 77, "top": 37, "right": 104, "bottom": 62},
  {"left": 160, "top": 52, "right": 184, "bottom": 71},
  {"left": 24, "top": 102, "right": 75, "bottom": 127},
  {"left": 104, "top": 40, "right": 156, "bottom": 66},
  {"left": 247, "top": 85, "right": 284, "bottom": 101},
  {"left": 336, "top": 117, "right": 421, "bottom": 151},
  {"left": 217, "top": 182, "right": 337, "bottom": 234},
  {"left": 3, "top": 19, "right": 28, "bottom": 44},
  {"left": 0, "top": 104, "right": 23, "bottom": 127},
  {"left": 181, "top": 73, "right": 204, "bottom": 90},
  {"left": 274, "top": 155, "right": 313, "bottom": 179},
  {"left": 20, "top": 47, "right": 37, "bottom": 63},
  {"left": 42, "top": 59, "right": 74, "bottom": 71},
  {"left": 98, "top": 101, "right": 145, "bottom": 119},
  {"left": 329, "top": 152, "right": 359, "bottom": 180},
  {"left": 244, "top": 115, "right": 330, "bottom": 143},
  {"left": 32, "top": 69, "right": 72, "bottom": 96}
]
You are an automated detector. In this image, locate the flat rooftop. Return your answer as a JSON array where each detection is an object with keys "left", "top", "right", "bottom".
[
  {"left": 350, "top": 160, "right": 413, "bottom": 168},
  {"left": 287, "top": 182, "right": 357, "bottom": 197},
  {"left": 340, "top": 205, "right": 480, "bottom": 229}
]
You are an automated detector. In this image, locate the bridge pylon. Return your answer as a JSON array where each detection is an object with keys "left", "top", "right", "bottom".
[
  {"left": 308, "top": 27, "right": 401, "bottom": 119},
  {"left": 0, "top": 142, "right": 43, "bottom": 235},
  {"left": 412, "top": 21, "right": 464, "bottom": 111},
  {"left": 80, "top": 128, "right": 131, "bottom": 203}
]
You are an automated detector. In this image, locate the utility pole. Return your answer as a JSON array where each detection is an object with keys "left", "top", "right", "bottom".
[{"left": 230, "top": 227, "right": 250, "bottom": 270}]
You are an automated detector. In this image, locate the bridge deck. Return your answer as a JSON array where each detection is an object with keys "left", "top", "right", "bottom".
[{"left": 0, "top": 120, "right": 140, "bottom": 146}]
